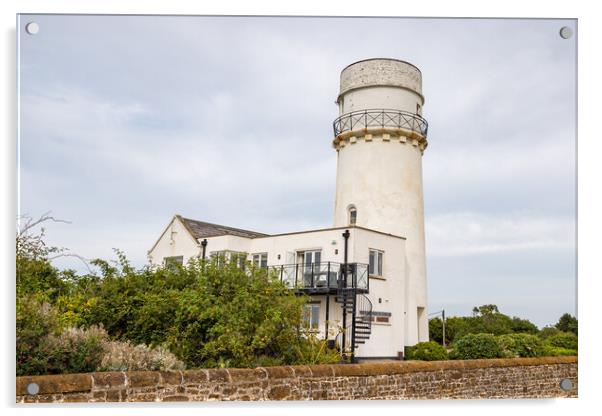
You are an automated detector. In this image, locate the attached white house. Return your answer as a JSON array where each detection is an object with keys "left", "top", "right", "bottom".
[{"left": 148, "top": 58, "right": 430, "bottom": 360}]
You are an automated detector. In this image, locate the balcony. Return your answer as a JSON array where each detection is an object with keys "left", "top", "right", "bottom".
[
  {"left": 333, "top": 109, "right": 428, "bottom": 138},
  {"left": 269, "top": 262, "right": 369, "bottom": 294}
]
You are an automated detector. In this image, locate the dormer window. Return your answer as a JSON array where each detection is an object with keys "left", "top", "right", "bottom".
[{"left": 348, "top": 205, "right": 357, "bottom": 225}]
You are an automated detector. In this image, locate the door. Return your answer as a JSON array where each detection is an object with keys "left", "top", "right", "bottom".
[
  {"left": 283, "top": 251, "right": 296, "bottom": 287},
  {"left": 302, "top": 250, "right": 321, "bottom": 287}
]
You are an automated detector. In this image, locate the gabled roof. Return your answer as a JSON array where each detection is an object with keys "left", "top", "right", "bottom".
[{"left": 177, "top": 215, "right": 268, "bottom": 240}]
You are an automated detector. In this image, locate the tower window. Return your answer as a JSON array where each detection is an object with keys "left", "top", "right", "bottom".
[
  {"left": 348, "top": 205, "right": 357, "bottom": 225},
  {"left": 416, "top": 103, "right": 422, "bottom": 115}
]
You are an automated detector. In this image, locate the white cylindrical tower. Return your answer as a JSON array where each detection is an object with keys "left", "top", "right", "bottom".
[{"left": 332, "top": 58, "right": 429, "bottom": 344}]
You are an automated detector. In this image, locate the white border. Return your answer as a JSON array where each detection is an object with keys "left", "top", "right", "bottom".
[{"left": 3, "top": 1, "right": 600, "bottom": 415}]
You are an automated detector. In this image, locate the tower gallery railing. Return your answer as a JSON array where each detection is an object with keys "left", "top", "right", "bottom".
[{"left": 333, "top": 108, "right": 429, "bottom": 137}]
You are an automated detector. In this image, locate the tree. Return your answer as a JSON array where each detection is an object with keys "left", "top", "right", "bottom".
[
  {"left": 555, "top": 313, "right": 578, "bottom": 336},
  {"left": 430, "top": 305, "right": 540, "bottom": 346},
  {"left": 510, "top": 317, "right": 539, "bottom": 334},
  {"left": 472, "top": 304, "right": 499, "bottom": 316}
]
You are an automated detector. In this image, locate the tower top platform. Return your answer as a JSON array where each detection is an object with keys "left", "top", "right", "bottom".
[{"left": 339, "top": 58, "right": 423, "bottom": 100}]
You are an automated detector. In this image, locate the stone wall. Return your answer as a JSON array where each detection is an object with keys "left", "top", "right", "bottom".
[{"left": 16, "top": 356, "right": 577, "bottom": 402}]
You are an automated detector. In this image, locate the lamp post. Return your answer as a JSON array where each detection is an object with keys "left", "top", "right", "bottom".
[
  {"left": 428, "top": 309, "right": 446, "bottom": 347},
  {"left": 201, "top": 239, "right": 208, "bottom": 260}
]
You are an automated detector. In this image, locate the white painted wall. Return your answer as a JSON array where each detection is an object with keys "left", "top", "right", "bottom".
[{"left": 148, "top": 216, "right": 201, "bottom": 265}]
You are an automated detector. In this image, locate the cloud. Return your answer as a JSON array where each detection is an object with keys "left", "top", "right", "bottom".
[{"left": 426, "top": 211, "right": 574, "bottom": 257}]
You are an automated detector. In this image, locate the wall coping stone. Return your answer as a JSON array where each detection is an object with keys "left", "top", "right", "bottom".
[{"left": 17, "top": 356, "right": 577, "bottom": 396}]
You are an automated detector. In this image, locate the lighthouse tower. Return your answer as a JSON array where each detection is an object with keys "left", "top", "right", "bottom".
[{"left": 332, "top": 58, "right": 429, "bottom": 344}]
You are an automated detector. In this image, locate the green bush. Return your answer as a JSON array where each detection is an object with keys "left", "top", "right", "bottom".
[
  {"left": 16, "top": 296, "right": 62, "bottom": 376},
  {"left": 405, "top": 341, "right": 449, "bottom": 361},
  {"left": 541, "top": 345, "right": 578, "bottom": 357},
  {"left": 497, "top": 333, "right": 543, "bottom": 358},
  {"left": 450, "top": 333, "right": 504, "bottom": 359},
  {"left": 538, "top": 326, "right": 562, "bottom": 340},
  {"left": 509, "top": 317, "right": 539, "bottom": 334},
  {"left": 42, "top": 326, "right": 107, "bottom": 375},
  {"left": 165, "top": 259, "right": 310, "bottom": 368},
  {"left": 544, "top": 332, "right": 577, "bottom": 350},
  {"left": 555, "top": 313, "right": 578, "bottom": 336},
  {"left": 286, "top": 335, "right": 341, "bottom": 366}
]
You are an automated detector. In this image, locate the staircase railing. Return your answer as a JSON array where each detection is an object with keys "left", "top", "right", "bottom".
[{"left": 335, "top": 290, "right": 373, "bottom": 361}]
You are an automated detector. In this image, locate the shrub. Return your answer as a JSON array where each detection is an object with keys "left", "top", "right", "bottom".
[
  {"left": 450, "top": 333, "right": 504, "bottom": 359},
  {"left": 286, "top": 335, "right": 341, "bottom": 366},
  {"left": 555, "top": 313, "right": 578, "bottom": 336},
  {"left": 541, "top": 345, "right": 578, "bottom": 356},
  {"left": 509, "top": 317, "right": 539, "bottom": 334},
  {"left": 100, "top": 340, "right": 185, "bottom": 371},
  {"left": 538, "top": 326, "right": 562, "bottom": 340},
  {"left": 166, "top": 259, "right": 309, "bottom": 368},
  {"left": 405, "top": 341, "right": 449, "bottom": 361},
  {"left": 544, "top": 332, "right": 577, "bottom": 350},
  {"left": 497, "top": 333, "right": 543, "bottom": 358},
  {"left": 16, "top": 296, "right": 62, "bottom": 376},
  {"left": 42, "top": 326, "right": 107, "bottom": 375}
]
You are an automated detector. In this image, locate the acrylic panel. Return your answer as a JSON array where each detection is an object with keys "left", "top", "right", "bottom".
[{"left": 16, "top": 15, "right": 577, "bottom": 402}]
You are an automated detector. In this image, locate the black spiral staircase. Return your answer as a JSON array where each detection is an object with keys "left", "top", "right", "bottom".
[{"left": 335, "top": 286, "right": 373, "bottom": 361}]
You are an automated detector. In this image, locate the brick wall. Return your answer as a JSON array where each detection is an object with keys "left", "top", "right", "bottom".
[{"left": 16, "top": 356, "right": 577, "bottom": 402}]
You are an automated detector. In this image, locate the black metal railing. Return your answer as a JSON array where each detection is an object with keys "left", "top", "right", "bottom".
[
  {"left": 333, "top": 109, "right": 428, "bottom": 137},
  {"left": 337, "top": 293, "right": 373, "bottom": 356},
  {"left": 269, "top": 262, "right": 369, "bottom": 292}
]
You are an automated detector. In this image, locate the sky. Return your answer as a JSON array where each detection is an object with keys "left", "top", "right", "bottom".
[{"left": 17, "top": 15, "right": 576, "bottom": 328}]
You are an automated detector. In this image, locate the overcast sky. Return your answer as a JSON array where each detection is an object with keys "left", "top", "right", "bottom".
[{"left": 18, "top": 15, "right": 576, "bottom": 328}]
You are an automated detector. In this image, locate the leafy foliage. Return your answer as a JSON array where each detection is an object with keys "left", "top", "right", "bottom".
[
  {"left": 537, "top": 326, "right": 562, "bottom": 340},
  {"left": 16, "top": 296, "right": 62, "bottom": 376},
  {"left": 555, "top": 313, "right": 578, "bottom": 336},
  {"left": 429, "top": 305, "right": 572, "bottom": 348},
  {"left": 509, "top": 317, "right": 539, "bottom": 334},
  {"left": 544, "top": 332, "right": 578, "bottom": 350},
  {"left": 541, "top": 345, "right": 578, "bottom": 356},
  {"left": 450, "top": 333, "right": 504, "bottom": 360},
  {"left": 41, "top": 326, "right": 107, "bottom": 375},
  {"left": 16, "top": 219, "right": 336, "bottom": 373},
  {"left": 497, "top": 333, "right": 543, "bottom": 358},
  {"left": 405, "top": 341, "right": 448, "bottom": 361},
  {"left": 165, "top": 258, "right": 309, "bottom": 368}
]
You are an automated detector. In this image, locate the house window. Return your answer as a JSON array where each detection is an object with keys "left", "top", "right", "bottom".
[
  {"left": 252, "top": 253, "right": 268, "bottom": 269},
  {"left": 164, "top": 256, "right": 183, "bottom": 269},
  {"left": 230, "top": 252, "right": 247, "bottom": 269},
  {"left": 210, "top": 250, "right": 247, "bottom": 268},
  {"left": 348, "top": 205, "right": 357, "bottom": 225},
  {"left": 369, "top": 249, "right": 383, "bottom": 276},
  {"left": 302, "top": 303, "right": 320, "bottom": 331}
]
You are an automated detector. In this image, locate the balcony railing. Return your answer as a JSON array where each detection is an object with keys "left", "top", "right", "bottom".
[
  {"left": 333, "top": 109, "right": 428, "bottom": 137},
  {"left": 269, "top": 262, "right": 369, "bottom": 293}
]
